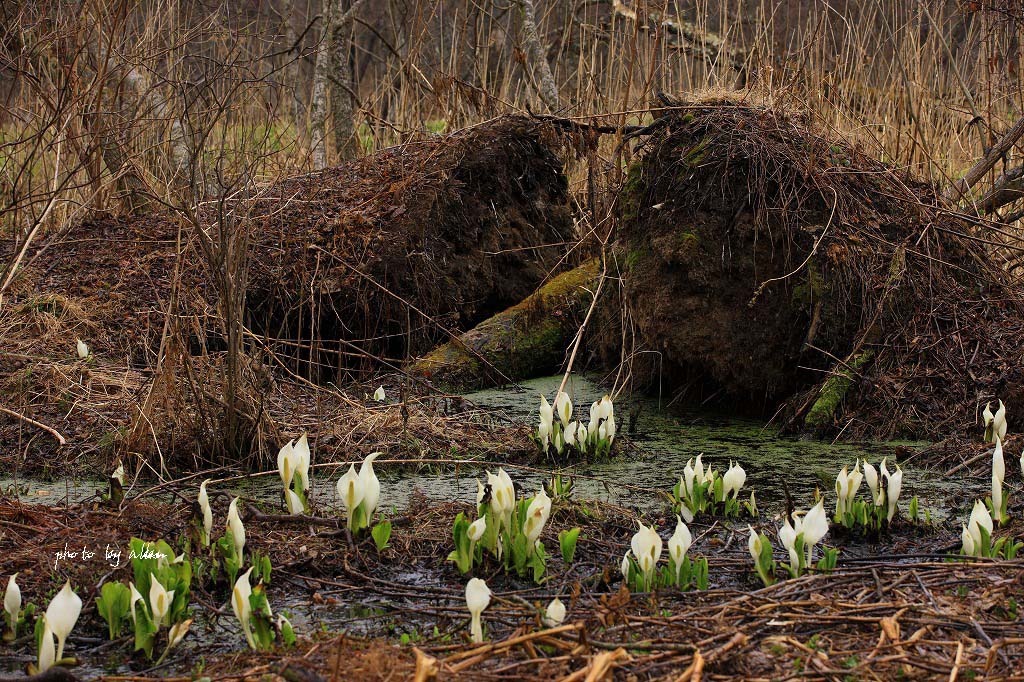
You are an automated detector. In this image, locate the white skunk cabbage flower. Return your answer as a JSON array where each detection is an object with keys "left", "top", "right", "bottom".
[
  {"left": 337, "top": 464, "right": 364, "bottom": 529},
  {"left": 554, "top": 391, "right": 572, "bottom": 427},
  {"left": 231, "top": 567, "right": 256, "bottom": 649},
  {"left": 885, "top": 464, "right": 903, "bottom": 522},
  {"left": 111, "top": 462, "right": 125, "bottom": 486},
  {"left": 293, "top": 433, "right": 311, "bottom": 493},
  {"left": 537, "top": 418, "right": 551, "bottom": 450},
  {"left": 149, "top": 576, "right": 174, "bottom": 630},
  {"left": 620, "top": 551, "right": 632, "bottom": 581},
  {"left": 76, "top": 339, "right": 89, "bottom": 359},
  {"left": 599, "top": 414, "right": 616, "bottom": 443},
  {"left": 961, "top": 524, "right": 977, "bottom": 557},
  {"left": 835, "top": 463, "right": 864, "bottom": 518},
  {"left": 468, "top": 517, "right": 487, "bottom": 542},
  {"left": 37, "top": 617, "right": 56, "bottom": 673},
  {"left": 983, "top": 400, "right": 1007, "bottom": 444},
  {"left": 487, "top": 468, "right": 516, "bottom": 531},
  {"left": 523, "top": 489, "right": 552, "bottom": 545},
  {"left": 538, "top": 395, "right": 554, "bottom": 447},
  {"left": 197, "top": 480, "right": 213, "bottom": 546},
  {"left": 747, "top": 525, "right": 766, "bottom": 565},
  {"left": 277, "top": 440, "right": 295, "bottom": 491},
  {"left": 576, "top": 421, "right": 589, "bottom": 449},
  {"left": 722, "top": 461, "right": 746, "bottom": 499},
  {"left": 359, "top": 452, "right": 381, "bottom": 521},
  {"left": 4, "top": 573, "right": 20, "bottom": 632},
  {"left": 539, "top": 394, "right": 554, "bottom": 427},
  {"left": 373, "top": 386, "right": 386, "bottom": 402},
  {"left": 993, "top": 439, "right": 1006, "bottom": 522},
  {"left": 835, "top": 465, "right": 850, "bottom": 517},
  {"left": 967, "top": 499, "right": 993, "bottom": 551},
  {"left": 668, "top": 516, "right": 692, "bottom": 583},
  {"left": 630, "top": 521, "right": 663, "bottom": 582},
  {"left": 285, "top": 488, "right": 304, "bottom": 515},
  {"left": 588, "top": 400, "right": 601, "bottom": 435},
  {"left": 45, "top": 581, "right": 82, "bottom": 660},
  {"left": 552, "top": 426, "right": 565, "bottom": 454},
  {"left": 587, "top": 395, "right": 615, "bottom": 445},
  {"left": 563, "top": 421, "right": 578, "bottom": 449},
  {"left": 683, "top": 460, "right": 696, "bottom": 500},
  {"left": 863, "top": 460, "right": 882, "bottom": 506},
  {"left": 543, "top": 597, "right": 566, "bottom": 627},
  {"left": 166, "top": 618, "right": 192, "bottom": 650},
  {"left": 128, "top": 583, "right": 144, "bottom": 623},
  {"left": 227, "top": 497, "right": 246, "bottom": 562},
  {"left": 694, "top": 454, "right": 705, "bottom": 485},
  {"left": 801, "top": 499, "right": 830, "bottom": 562},
  {"left": 465, "top": 578, "right": 491, "bottom": 644},
  {"left": 779, "top": 517, "right": 800, "bottom": 571}
]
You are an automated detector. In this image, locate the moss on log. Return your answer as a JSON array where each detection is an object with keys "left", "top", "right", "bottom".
[
  {"left": 412, "top": 260, "right": 601, "bottom": 390},
  {"left": 804, "top": 352, "right": 874, "bottom": 430}
]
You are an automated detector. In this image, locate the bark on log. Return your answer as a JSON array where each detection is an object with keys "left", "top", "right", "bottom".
[
  {"left": 976, "top": 163, "right": 1024, "bottom": 215},
  {"left": 412, "top": 260, "right": 601, "bottom": 390}
]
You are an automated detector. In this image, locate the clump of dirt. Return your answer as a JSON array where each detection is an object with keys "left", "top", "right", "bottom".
[
  {"left": 600, "top": 99, "right": 1023, "bottom": 439},
  {"left": 245, "top": 116, "right": 573, "bottom": 379},
  {"left": 11, "top": 116, "right": 571, "bottom": 378}
]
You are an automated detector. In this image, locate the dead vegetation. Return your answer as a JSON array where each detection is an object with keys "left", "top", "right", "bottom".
[{"left": 0, "top": 116, "right": 573, "bottom": 473}]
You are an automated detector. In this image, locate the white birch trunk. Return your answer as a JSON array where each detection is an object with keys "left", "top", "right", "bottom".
[{"left": 516, "top": 0, "right": 559, "bottom": 113}]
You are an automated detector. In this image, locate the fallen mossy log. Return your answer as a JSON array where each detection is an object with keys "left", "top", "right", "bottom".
[
  {"left": 411, "top": 260, "right": 601, "bottom": 390},
  {"left": 597, "top": 99, "right": 1024, "bottom": 440},
  {"left": 14, "top": 116, "right": 572, "bottom": 380}
]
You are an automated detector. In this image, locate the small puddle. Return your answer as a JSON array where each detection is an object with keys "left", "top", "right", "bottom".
[{"left": 461, "top": 376, "right": 950, "bottom": 513}]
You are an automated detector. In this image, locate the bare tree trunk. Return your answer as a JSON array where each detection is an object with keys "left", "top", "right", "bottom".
[
  {"left": 329, "top": 9, "right": 359, "bottom": 160},
  {"left": 283, "top": 0, "right": 305, "bottom": 131},
  {"left": 310, "top": 0, "right": 336, "bottom": 169},
  {"left": 311, "top": 0, "right": 368, "bottom": 168},
  {"left": 120, "top": 66, "right": 190, "bottom": 184},
  {"left": 516, "top": 0, "right": 559, "bottom": 113}
]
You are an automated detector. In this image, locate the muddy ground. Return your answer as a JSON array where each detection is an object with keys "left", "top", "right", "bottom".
[{"left": 1, "top": 482, "right": 1022, "bottom": 680}]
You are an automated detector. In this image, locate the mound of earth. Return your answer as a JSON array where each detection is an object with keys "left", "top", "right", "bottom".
[
  {"left": 598, "top": 100, "right": 1024, "bottom": 439},
  {"left": 7, "top": 116, "right": 571, "bottom": 379},
  {"left": 0, "top": 117, "right": 569, "bottom": 469}
]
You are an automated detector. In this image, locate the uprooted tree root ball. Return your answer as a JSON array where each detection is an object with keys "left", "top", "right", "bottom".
[
  {"left": 0, "top": 116, "right": 573, "bottom": 471},
  {"left": 600, "top": 100, "right": 1024, "bottom": 440}
]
